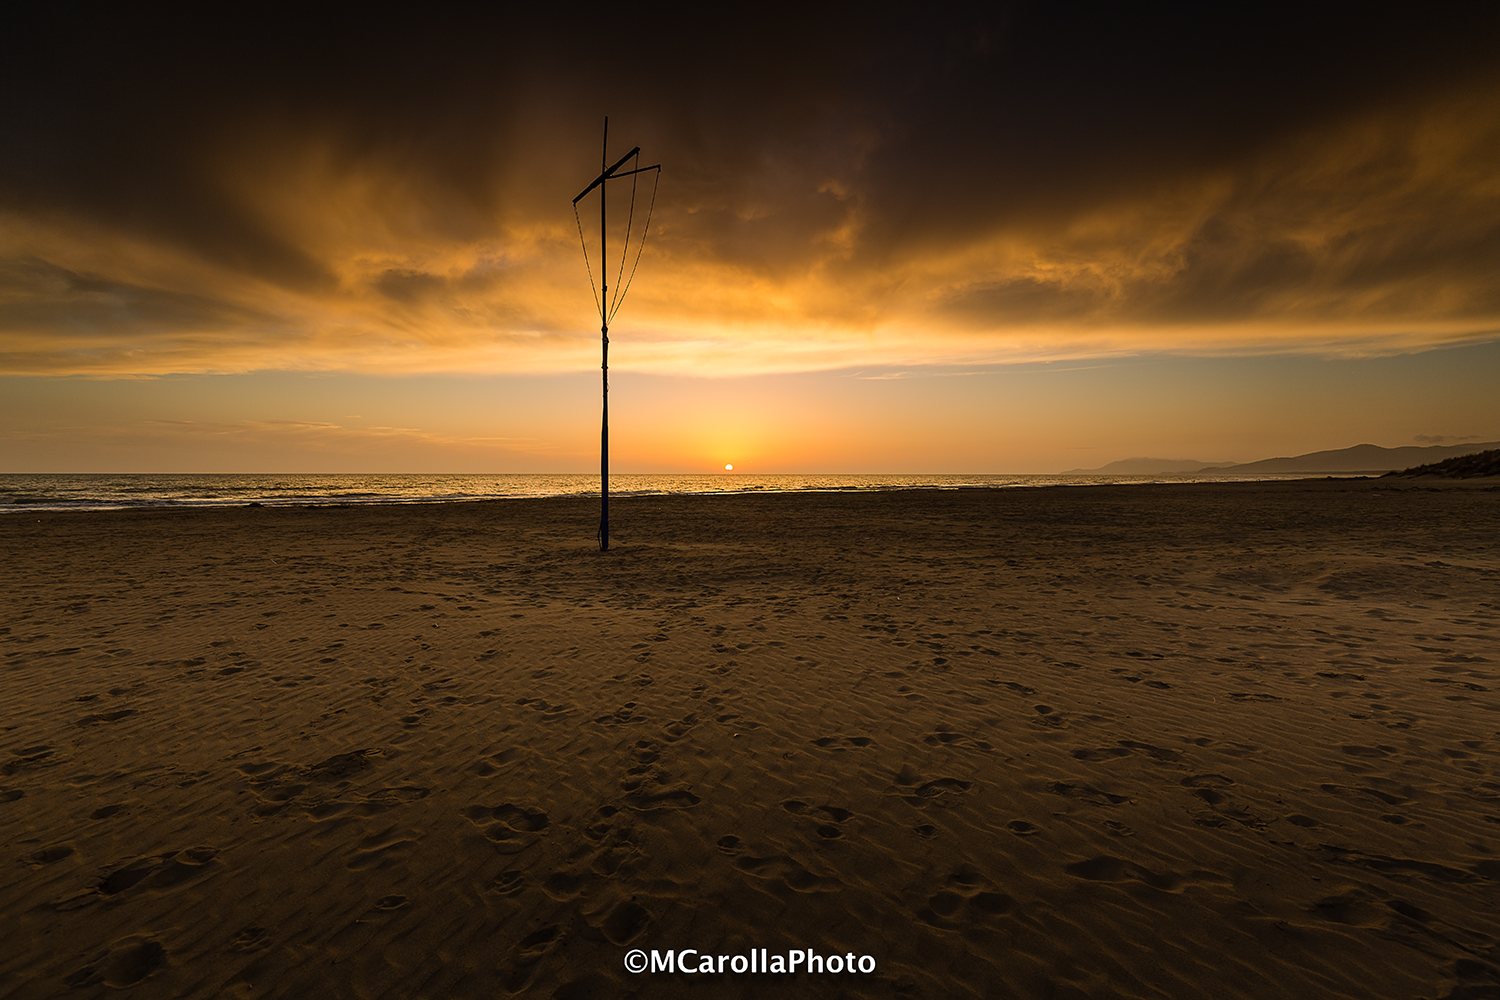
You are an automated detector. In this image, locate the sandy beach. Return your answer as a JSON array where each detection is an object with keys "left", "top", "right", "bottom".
[{"left": 2, "top": 479, "right": 1498, "bottom": 999}]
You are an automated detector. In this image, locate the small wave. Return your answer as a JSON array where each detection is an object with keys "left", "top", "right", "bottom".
[{"left": 0, "top": 472, "right": 1332, "bottom": 513}]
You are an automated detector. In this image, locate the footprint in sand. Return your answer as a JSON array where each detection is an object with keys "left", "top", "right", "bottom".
[
  {"left": 1310, "top": 891, "right": 1388, "bottom": 927},
  {"left": 924, "top": 729, "right": 994, "bottom": 751},
  {"left": 305, "top": 749, "right": 380, "bottom": 783},
  {"left": 918, "top": 866, "right": 1017, "bottom": 927},
  {"left": 4, "top": 745, "right": 54, "bottom": 778},
  {"left": 661, "top": 716, "right": 698, "bottom": 741},
  {"left": 515, "top": 697, "right": 571, "bottom": 719},
  {"left": 1075, "top": 741, "right": 1181, "bottom": 763},
  {"left": 1321, "top": 846, "right": 1481, "bottom": 883},
  {"left": 1118, "top": 739, "right": 1181, "bottom": 761},
  {"left": 1030, "top": 705, "right": 1064, "bottom": 728},
  {"left": 913, "top": 778, "right": 972, "bottom": 801},
  {"left": 95, "top": 859, "right": 160, "bottom": 896},
  {"left": 782, "top": 800, "right": 856, "bottom": 839},
  {"left": 1064, "top": 855, "right": 1215, "bottom": 892},
  {"left": 625, "top": 788, "right": 701, "bottom": 811},
  {"left": 75, "top": 708, "right": 138, "bottom": 727},
  {"left": 1047, "top": 781, "right": 1128, "bottom": 806},
  {"left": 1387, "top": 898, "right": 1432, "bottom": 923},
  {"left": 810, "top": 736, "right": 874, "bottom": 751},
  {"left": 573, "top": 804, "right": 644, "bottom": 878},
  {"left": 239, "top": 751, "right": 377, "bottom": 815},
  {"left": 96, "top": 847, "right": 220, "bottom": 896},
  {"left": 65, "top": 937, "right": 166, "bottom": 989},
  {"left": 28, "top": 844, "right": 75, "bottom": 866},
  {"left": 1181, "top": 774, "right": 1267, "bottom": 827},
  {"left": 230, "top": 926, "right": 270, "bottom": 952},
  {"left": 890, "top": 765, "right": 974, "bottom": 805},
  {"left": 487, "top": 870, "right": 526, "bottom": 895},
  {"left": 594, "top": 702, "right": 645, "bottom": 726},
  {"left": 463, "top": 804, "right": 550, "bottom": 854},
  {"left": 584, "top": 804, "right": 621, "bottom": 842},
  {"left": 1072, "top": 746, "right": 1133, "bottom": 762},
  {"left": 927, "top": 889, "right": 965, "bottom": 917},
  {"left": 542, "top": 870, "right": 590, "bottom": 901},
  {"left": 733, "top": 852, "right": 839, "bottom": 893},
  {"left": 502, "top": 925, "right": 561, "bottom": 993},
  {"left": 587, "top": 898, "right": 652, "bottom": 945},
  {"left": 1181, "top": 773, "right": 1234, "bottom": 805}
]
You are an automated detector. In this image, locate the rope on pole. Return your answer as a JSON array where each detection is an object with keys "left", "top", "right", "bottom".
[
  {"left": 609, "top": 151, "right": 639, "bottom": 319},
  {"left": 573, "top": 201, "right": 603, "bottom": 323},
  {"left": 609, "top": 165, "right": 660, "bottom": 324}
]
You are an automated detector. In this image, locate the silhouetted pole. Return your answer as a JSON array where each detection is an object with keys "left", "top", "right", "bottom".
[
  {"left": 601, "top": 121, "right": 609, "bottom": 552},
  {"left": 572, "top": 118, "right": 660, "bottom": 552}
]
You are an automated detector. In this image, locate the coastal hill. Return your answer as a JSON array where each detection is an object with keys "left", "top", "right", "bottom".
[{"left": 1065, "top": 440, "right": 1500, "bottom": 476}]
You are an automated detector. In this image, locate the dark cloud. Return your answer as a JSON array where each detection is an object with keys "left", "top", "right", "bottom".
[
  {"left": 853, "top": 5, "right": 1500, "bottom": 228},
  {"left": 941, "top": 278, "right": 1104, "bottom": 325},
  {"left": 373, "top": 268, "right": 445, "bottom": 305},
  {"left": 8, "top": 5, "right": 1495, "bottom": 212},
  {"left": 2, "top": 2, "right": 1499, "bottom": 369},
  {"left": 0, "top": 257, "right": 278, "bottom": 335}
]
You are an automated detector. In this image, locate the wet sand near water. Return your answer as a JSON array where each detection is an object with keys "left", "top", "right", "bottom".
[{"left": 2, "top": 480, "right": 1498, "bottom": 999}]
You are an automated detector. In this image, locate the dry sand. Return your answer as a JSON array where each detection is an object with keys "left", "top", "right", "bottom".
[{"left": 2, "top": 480, "right": 1498, "bottom": 999}]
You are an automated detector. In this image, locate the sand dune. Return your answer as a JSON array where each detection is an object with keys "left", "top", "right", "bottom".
[
  {"left": 1393, "top": 449, "right": 1500, "bottom": 479},
  {"left": 2, "top": 480, "right": 1498, "bottom": 999}
]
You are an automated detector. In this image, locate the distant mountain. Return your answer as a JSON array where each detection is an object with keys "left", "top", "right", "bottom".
[
  {"left": 1062, "top": 457, "right": 1225, "bottom": 475},
  {"left": 1066, "top": 441, "right": 1500, "bottom": 476},
  {"left": 1387, "top": 448, "right": 1500, "bottom": 478},
  {"left": 1206, "top": 441, "right": 1500, "bottom": 475}
]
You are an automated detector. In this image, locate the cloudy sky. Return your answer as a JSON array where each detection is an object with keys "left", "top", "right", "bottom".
[{"left": 3, "top": 5, "right": 1498, "bottom": 472}]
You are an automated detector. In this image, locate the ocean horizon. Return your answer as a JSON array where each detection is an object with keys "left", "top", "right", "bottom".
[{"left": 0, "top": 471, "right": 1338, "bottom": 513}]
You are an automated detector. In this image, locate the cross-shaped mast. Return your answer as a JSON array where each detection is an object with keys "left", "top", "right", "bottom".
[{"left": 572, "top": 117, "right": 661, "bottom": 552}]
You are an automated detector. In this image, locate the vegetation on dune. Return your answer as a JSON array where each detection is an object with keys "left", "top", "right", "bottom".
[{"left": 1387, "top": 448, "right": 1500, "bottom": 478}]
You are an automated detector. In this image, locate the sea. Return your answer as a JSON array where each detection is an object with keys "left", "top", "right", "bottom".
[{"left": 0, "top": 472, "right": 1326, "bottom": 513}]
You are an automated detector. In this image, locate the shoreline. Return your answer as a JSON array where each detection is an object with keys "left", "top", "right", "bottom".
[
  {"left": 6, "top": 471, "right": 1471, "bottom": 516},
  {"left": 6, "top": 472, "right": 1498, "bottom": 518}
]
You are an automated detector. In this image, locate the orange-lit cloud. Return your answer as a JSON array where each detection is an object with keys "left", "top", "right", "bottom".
[{"left": 3, "top": 9, "right": 1498, "bottom": 381}]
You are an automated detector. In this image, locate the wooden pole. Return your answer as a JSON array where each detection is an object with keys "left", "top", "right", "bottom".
[
  {"left": 600, "top": 118, "right": 610, "bottom": 551},
  {"left": 572, "top": 123, "right": 654, "bottom": 552}
]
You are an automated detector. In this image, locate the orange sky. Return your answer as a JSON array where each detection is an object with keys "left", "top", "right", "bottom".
[{"left": 2, "top": 8, "right": 1498, "bottom": 471}]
